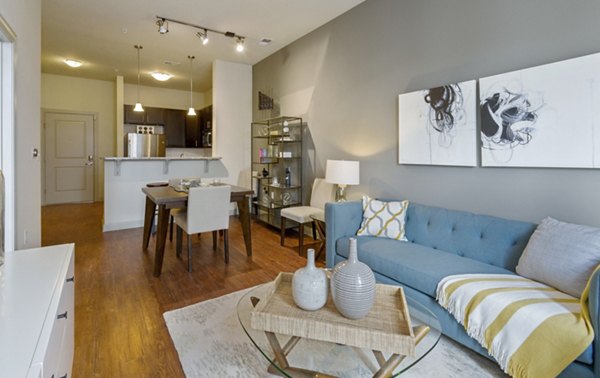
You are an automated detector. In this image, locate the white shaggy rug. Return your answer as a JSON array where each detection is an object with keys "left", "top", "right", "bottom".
[{"left": 164, "top": 287, "right": 506, "bottom": 378}]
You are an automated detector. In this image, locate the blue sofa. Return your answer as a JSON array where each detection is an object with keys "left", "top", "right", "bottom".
[{"left": 325, "top": 200, "right": 599, "bottom": 377}]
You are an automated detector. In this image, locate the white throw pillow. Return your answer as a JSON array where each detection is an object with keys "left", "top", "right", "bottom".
[
  {"left": 516, "top": 217, "right": 600, "bottom": 298},
  {"left": 356, "top": 196, "right": 409, "bottom": 241}
]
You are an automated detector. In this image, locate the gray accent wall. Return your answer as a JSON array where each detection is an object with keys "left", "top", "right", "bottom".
[{"left": 253, "top": 0, "right": 600, "bottom": 227}]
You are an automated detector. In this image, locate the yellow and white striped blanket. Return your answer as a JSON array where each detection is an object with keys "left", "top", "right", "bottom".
[{"left": 436, "top": 273, "right": 595, "bottom": 378}]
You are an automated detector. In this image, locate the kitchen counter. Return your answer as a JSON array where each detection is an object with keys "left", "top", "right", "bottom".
[{"left": 103, "top": 157, "right": 228, "bottom": 231}]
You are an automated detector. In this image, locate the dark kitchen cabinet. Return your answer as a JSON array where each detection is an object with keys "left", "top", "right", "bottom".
[
  {"left": 124, "top": 104, "right": 144, "bottom": 124},
  {"left": 185, "top": 113, "right": 201, "bottom": 147},
  {"left": 164, "top": 109, "right": 186, "bottom": 147},
  {"left": 124, "top": 105, "right": 165, "bottom": 125},
  {"left": 145, "top": 107, "right": 165, "bottom": 125},
  {"left": 124, "top": 104, "right": 211, "bottom": 148}
]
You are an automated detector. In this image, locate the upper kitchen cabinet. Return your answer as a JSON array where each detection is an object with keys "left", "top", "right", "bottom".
[
  {"left": 145, "top": 107, "right": 166, "bottom": 125},
  {"left": 185, "top": 105, "right": 212, "bottom": 148},
  {"left": 185, "top": 113, "right": 201, "bottom": 148},
  {"left": 124, "top": 105, "right": 165, "bottom": 125},
  {"left": 164, "top": 109, "right": 186, "bottom": 147}
]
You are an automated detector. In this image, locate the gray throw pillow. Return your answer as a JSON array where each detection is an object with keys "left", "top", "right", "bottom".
[{"left": 516, "top": 217, "right": 600, "bottom": 298}]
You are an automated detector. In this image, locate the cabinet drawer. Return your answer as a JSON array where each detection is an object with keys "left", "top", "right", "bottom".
[
  {"left": 41, "top": 313, "right": 66, "bottom": 378},
  {"left": 42, "top": 252, "right": 75, "bottom": 378}
]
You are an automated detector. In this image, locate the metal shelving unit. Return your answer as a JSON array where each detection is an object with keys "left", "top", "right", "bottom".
[{"left": 251, "top": 116, "right": 303, "bottom": 228}]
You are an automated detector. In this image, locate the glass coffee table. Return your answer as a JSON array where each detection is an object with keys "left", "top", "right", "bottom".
[{"left": 237, "top": 281, "right": 441, "bottom": 377}]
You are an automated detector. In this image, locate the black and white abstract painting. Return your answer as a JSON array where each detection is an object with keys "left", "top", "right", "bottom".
[
  {"left": 480, "top": 52, "right": 600, "bottom": 168},
  {"left": 398, "top": 80, "right": 476, "bottom": 166}
]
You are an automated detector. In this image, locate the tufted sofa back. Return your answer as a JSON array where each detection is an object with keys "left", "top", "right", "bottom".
[{"left": 404, "top": 203, "right": 536, "bottom": 271}]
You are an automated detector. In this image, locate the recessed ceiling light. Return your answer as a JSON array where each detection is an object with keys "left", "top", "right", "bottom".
[
  {"left": 64, "top": 59, "right": 83, "bottom": 68},
  {"left": 258, "top": 38, "right": 272, "bottom": 46},
  {"left": 150, "top": 72, "right": 172, "bottom": 81}
]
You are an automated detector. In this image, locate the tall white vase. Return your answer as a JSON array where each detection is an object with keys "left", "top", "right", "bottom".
[
  {"left": 331, "top": 237, "right": 376, "bottom": 319},
  {"left": 292, "top": 248, "right": 328, "bottom": 311}
]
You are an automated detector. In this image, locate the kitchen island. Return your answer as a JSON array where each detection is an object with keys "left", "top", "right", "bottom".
[{"left": 103, "top": 157, "right": 228, "bottom": 231}]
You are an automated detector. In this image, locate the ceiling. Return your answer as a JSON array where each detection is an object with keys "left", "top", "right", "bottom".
[{"left": 42, "top": 0, "right": 365, "bottom": 92}]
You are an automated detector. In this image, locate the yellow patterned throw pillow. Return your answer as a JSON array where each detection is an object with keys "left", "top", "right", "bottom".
[{"left": 357, "top": 196, "right": 409, "bottom": 241}]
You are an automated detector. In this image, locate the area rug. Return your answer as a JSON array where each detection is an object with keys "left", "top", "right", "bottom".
[{"left": 164, "top": 287, "right": 506, "bottom": 377}]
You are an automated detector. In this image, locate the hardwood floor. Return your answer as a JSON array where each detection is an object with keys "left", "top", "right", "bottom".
[{"left": 42, "top": 202, "right": 316, "bottom": 377}]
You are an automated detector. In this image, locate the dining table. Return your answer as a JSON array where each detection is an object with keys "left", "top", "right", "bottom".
[{"left": 141, "top": 184, "right": 254, "bottom": 277}]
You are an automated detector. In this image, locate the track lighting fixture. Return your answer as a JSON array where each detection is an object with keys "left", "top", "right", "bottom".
[
  {"left": 197, "top": 29, "right": 209, "bottom": 45},
  {"left": 156, "top": 15, "right": 246, "bottom": 52},
  {"left": 235, "top": 37, "right": 245, "bottom": 52},
  {"left": 156, "top": 18, "right": 169, "bottom": 34}
]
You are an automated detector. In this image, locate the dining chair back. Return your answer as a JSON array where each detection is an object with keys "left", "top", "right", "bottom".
[
  {"left": 174, "top": 185, "right": 231, "bottom": 271},
  {"left": 310, "top": 178, "right": 335, "bottom": 209},
  {"left": 186, "top": 185, "right": 231, "bottom": 233},
  {"left": 280, "top": 178, "right": 335, "bottom": 255}
]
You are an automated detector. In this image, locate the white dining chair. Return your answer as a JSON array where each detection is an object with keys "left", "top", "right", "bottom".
[
  {"left": 280, "top": 178, "right": 335, "bottom": 255},
  {"left": 174, "top": 185, "right": 231, "bottom": 272}
]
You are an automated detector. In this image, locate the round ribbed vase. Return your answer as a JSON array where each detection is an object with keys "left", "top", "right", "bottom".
[
  {"left": 292, "top": 249, "right": 328, "bottom": 311},
  {"left": 331, "top": 238, "right": 376, "bottom": 319}
]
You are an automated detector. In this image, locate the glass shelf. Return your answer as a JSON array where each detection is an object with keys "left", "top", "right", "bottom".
[{"left": 252, "top": 115, "right": 303, "bottom": 229}]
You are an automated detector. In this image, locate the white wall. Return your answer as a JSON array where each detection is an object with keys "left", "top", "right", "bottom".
[
  {"left": 42, "top": 73, "right": 115, "bottom": 201},
  {"left": 212, "top": 60, "right": 252, "bottom": 186},
  {"left": 0, "top": 0, "right": 42, "bottom": 249},
  {"left": 123, "top": 83, "right": 208, "bottom": 110}
]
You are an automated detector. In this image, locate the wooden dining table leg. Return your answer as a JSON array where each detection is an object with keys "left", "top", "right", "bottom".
[
  {"left": 142, "top": 197, "right": 156, "bottom": 251},
  {"left": 237, "top": 194, "right": 252, "bottom": 257},
  {"left": 153, "top": 204, "right": 171, "bottom": 277}
]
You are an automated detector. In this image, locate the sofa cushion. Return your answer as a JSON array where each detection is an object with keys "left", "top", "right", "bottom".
[
  {"left": 404, "top": 203, "right": 536, "bottom": 271},
  {"left": 336, "top": 236, "right": 515, "bottom": 298},
  {"left": 357, "top": 196, "right": 409, "bottom": 241},
  {"left": 517, "top": 217, "right": 600, "bottom": 298}
]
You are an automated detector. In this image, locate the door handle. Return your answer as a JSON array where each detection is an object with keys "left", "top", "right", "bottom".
[{"left": 85, "top": 161, "right": 94, "bottom": 166}]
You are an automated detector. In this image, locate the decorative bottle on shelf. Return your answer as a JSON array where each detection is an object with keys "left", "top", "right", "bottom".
[
  {"left": 261, "top": 186, "right": 270, "bottom": 206},
  {"left": 331, "top": 237, "right": 376, "bottom": 319},
  {"left": 284, "top": 168, "right": 291, "bottom": 187},
  {"left": 292, "top": 248, "right": 328, "bottom": 311}
]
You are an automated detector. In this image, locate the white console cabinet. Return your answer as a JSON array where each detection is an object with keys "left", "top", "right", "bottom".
[{"left": 0, "top": 244, "right": 75, "bottom": 378}]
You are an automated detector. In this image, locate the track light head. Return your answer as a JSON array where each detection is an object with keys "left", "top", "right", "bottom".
[
  {"left": 156, "top": 18, "right": 169, "bottom": 34},
  {"left": 235, "top": 37, "right": 245, "bottom": 52},
  {"left": 196, "top": 30, "right": 209, "bottom": 45}
]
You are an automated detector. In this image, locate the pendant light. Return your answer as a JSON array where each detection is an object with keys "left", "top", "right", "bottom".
[
  {"left": 187, "top": 55, "right": 196, "bottom": 116},
  {"left": 133, "top": 45, "right": 144, "bottom": 112}
]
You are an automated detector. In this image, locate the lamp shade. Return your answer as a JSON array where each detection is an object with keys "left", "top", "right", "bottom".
[{"left": 325, "top": 160, "right": 360, "bottom": 185}]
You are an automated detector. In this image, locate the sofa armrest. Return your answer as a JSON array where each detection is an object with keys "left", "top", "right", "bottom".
[
  {"left": 325, "top": 201, "right": 362, "bottom": 268},
  {"left": 589, "top": 267, "right": 600, "bottom": 375}
]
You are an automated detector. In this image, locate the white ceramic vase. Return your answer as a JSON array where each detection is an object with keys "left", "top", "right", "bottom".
[
  {"left": 292, "top": 248, "right": 328, "bottom": 311},
  {"left": 331, "top": 237, "right": 376, "bottom": 319}
]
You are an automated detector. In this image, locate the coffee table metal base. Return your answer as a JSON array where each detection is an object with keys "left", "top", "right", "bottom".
[{"left": 251, "top": 296, "right": 431, "bottom": 378}]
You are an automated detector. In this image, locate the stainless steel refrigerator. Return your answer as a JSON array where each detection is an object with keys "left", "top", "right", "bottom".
[{"left": 124, "top": 133, "right": 166, "bottom": 157}]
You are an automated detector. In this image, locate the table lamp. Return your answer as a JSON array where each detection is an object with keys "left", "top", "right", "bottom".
[{"left": 325, "top": 160, "right": 360, "bottom": 202}]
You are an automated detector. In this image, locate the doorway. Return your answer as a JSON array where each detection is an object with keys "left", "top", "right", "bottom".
[
  {"left": 43, "top": 111, "right": 95, "bottom": 204},
  {"left": 0, "top": 15, "right": 16, "bottom": 251}
]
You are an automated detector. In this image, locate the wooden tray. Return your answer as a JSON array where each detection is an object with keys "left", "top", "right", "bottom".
[{"left": 250, "top": 272, "right": 416, "bottom": 356}]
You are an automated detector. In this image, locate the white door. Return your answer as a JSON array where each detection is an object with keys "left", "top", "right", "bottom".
[{"left": 44, "top": 112, "right": 94, "bottom": 204}]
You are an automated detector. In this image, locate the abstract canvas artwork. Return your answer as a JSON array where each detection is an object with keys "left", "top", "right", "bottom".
[
  {"left": 398, "top": 80, "right": 477, "bottom": 166},
  {"left": 480, "top": 52, "right": 600, "bottom": 168}
]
